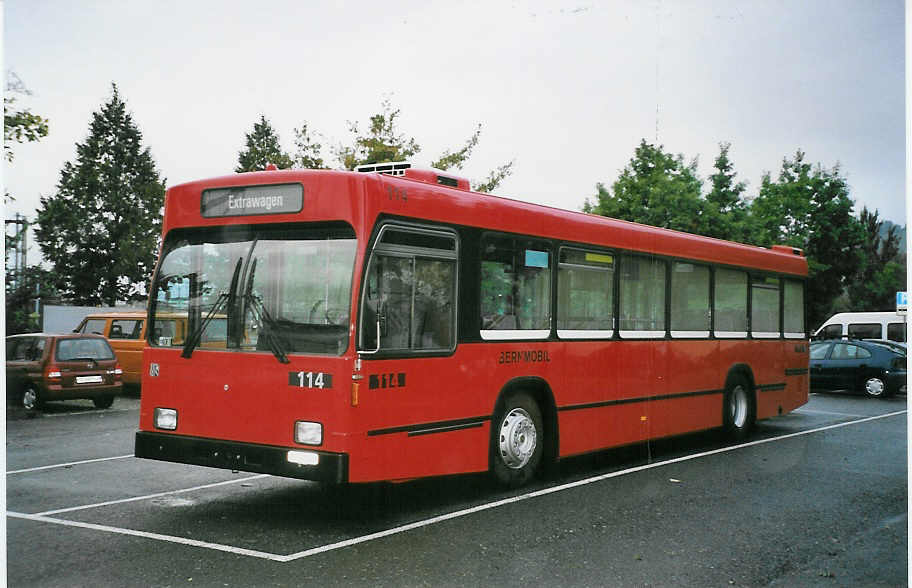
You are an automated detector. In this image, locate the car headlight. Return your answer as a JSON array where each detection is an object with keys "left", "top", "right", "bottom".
[
  {"left": 154, "top": 407, "right": 178, "bottom": 430},
  {"left": 294, "top": 421, "right": 322, "bottom": 445}
]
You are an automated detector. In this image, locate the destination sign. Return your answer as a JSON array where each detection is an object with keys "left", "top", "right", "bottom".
[{"left": 201, "top": 183, "right": 303, "bottom": 218}]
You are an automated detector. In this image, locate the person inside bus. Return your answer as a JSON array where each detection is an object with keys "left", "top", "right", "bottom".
[{"left": 383, "top": 270, "right": 432, "bottom": 349}]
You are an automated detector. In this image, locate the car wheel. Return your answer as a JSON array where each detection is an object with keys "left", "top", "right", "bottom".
[
  {"left": 93, "top": 395, "right": 115, "bottom": 409},
  {"left": 21, "top": 386, "right": 43, "bottom": 412},
  {"left": 722, "top": 376, "right": 754, "bottom": 441},
  {"left": 863, "top": 377, "right": 887, "bottom": 398},
  {"left": 491, "top": 392, "right": 543, "bottom": 487}
]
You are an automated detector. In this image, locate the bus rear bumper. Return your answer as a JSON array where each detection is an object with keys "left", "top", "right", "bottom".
[{"left": 134, "top": 431, "right": 348, "bottom": 483}]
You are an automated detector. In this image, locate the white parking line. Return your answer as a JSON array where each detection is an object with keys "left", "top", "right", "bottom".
[
  {"left": 793, "top": 408, "right": 869, "bottom": 419},
  {"left": 279, "top": 408, "right": 909, "bottom": 562},
  {"left": 6, "top": 409, "right": 907, "bottom": 563},
  {"left": 7, "top": 454, "right": 135, "bottom": 475},
  {"left": 36, "top": 474, "right": 270, "bottom": 516},
  {"left": 40, "top": 406, "right": 139, "bottom": 418},
  {"left": 6, "top": 511, "right": 286, "bottom": 562}
]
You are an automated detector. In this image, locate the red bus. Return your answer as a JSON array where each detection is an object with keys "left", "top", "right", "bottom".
[{"left": 135, "top": 163, "right": 809, "bottom": 487}]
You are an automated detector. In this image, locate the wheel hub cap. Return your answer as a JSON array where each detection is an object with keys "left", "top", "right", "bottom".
[
  {"left": 866, "top": 379, "right": 885, "bottom": 396},
  {"left": 499, "top": 408, "right": 536, "bottom": 469},
  {"left": 731, "top": 386, "right": 748, "bottom": 428}
]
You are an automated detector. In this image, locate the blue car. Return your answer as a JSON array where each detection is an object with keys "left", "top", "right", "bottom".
[{"left": 810, "top": 339, "right": 907, "bottom": 398}]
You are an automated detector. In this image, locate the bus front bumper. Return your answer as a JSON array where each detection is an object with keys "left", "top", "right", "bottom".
[{"left": 134, "top": 431, "right": 348, "bottom": 483}]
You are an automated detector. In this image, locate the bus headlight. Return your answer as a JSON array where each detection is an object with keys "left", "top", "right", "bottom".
[
  {"left": 154, "top": 408, "right": 178, "bottom": 430},
  {"left": 294, "top": 421, "right": 322, "bottom": 445}
]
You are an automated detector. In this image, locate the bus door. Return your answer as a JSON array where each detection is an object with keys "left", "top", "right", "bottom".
[
  {"left": 356, "top": 224, "right": 462, "bottom": 478},
  {"left": 360, "top": 224, "right": 458, "bottom": 355}
]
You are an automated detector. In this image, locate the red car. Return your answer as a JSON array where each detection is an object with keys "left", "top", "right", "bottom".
[{"left": 6, "top": 333, "right": 123, "bottom": 411}]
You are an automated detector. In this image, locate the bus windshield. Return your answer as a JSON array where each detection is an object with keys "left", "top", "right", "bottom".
[{"left": 150, "top": 223, "right": 356, "bottom": 356}]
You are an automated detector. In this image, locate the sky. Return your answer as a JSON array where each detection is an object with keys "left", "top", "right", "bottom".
[{"left": 2, "top": 0, "right": 907, "bottom": 263}]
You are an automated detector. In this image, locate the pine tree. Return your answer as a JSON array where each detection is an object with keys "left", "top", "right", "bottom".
[
  {"left": 35, "top": 84, "right": 165, "bottom": 305},
  {"left": 704, "top": 142, "right": 751, "bottom": 242},
  {"left": 236, "top": 115, "right": 294, "bottom": 172}
]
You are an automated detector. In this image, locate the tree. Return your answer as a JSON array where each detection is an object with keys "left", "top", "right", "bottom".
[
  {"left": 34, "top": 84, "right": 166, "bottom": 306},
  {"left": 750, "top": 150, "right": 863, "bottom": 328},
  {"left": 4, "top": 71, "right": 49, "bottom": 164},
  {"left": 292, "top": 123, "right": 325, "bottom": 169},
  {"left": 334, "top": 97, "right": 514, "bottom": 193},
  {"left": 431, "top": 124, "right": 481, "bottom": 171},
  {"left": 236, "top": 115, "right": 294, "bottom": 172},
  {"left": 335, "top": 97, "right": 421, "bottom": 170},
  {"left": 846, "top": 207, "right": 905, "bottom": 311},
  {"left": 5, "top": 72, "right": 51, "bottom": 333},
  {"left": 583, "top": 140, "right": 705, "bottom": 233},
  {"left": 703, "top": 142, "right": 752, "bottom": 242},
  {"left": 473, "top": 160, "right": 517, "bottom": 194},
  {"left": 6, "top": 266, "right": 57, "bottom": 335}
]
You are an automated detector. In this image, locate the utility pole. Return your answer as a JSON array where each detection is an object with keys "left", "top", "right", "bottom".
[{"left": 5, "top": 213, "right": 28, "bottom": 289}]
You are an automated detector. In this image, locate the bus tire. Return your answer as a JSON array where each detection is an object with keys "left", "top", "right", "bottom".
[
  {"left": 490, "top": 391, "right": 543, "bottom": 487},
  {"left": 722, "top": 376, "right": 754, "bottom": 441}
]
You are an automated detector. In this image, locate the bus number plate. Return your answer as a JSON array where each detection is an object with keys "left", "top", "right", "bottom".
[{"left": 290, "top": 371, "right": 333, "bottom": 390}]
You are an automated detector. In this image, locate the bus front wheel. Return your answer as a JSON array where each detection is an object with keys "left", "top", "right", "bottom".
[
  {"left": 722, "top": 376, "right": 754, "bottom": 441},
  {"left": 490, "top": 392, "right": 543, "bottom": 487}
]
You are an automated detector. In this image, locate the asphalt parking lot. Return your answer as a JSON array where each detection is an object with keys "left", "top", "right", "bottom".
[{"left": 6, "top": 391, "right": 908, "bottom": 587}]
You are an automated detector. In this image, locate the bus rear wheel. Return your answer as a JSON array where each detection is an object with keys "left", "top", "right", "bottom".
[
  {"left": 491, "top": 392, "right": 543, "bottom": 487},
  {"left": 722, "top": 376, "right": 754, "bottom": 441}
]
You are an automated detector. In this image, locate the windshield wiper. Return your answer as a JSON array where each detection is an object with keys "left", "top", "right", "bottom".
[
  {"left": 181, "top": 258, "right": 242, "bottom": 359},
  {"left": 242, "top": 258, "right": 290, "bottom": 364}
]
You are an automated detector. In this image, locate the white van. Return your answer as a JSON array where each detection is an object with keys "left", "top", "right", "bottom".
[{"left": 813, "top": 312, "right": 907, "bottom": 342}]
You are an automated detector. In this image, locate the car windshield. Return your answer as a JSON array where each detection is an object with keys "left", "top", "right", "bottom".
[
  {"left": 149, "top": 223, "right": 356, "bottom": 356},
  {"left": 56, "top": 338, "right": 115, "bottom": 361}
]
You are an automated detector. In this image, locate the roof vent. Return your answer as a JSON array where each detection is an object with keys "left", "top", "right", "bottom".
[
  {"left": 771, "top": 245, "right": 804, "bottom": 256},
  {"left": 354, "top": 161, "right": 412, "bottom": 176},
  {"left": 355, "top": 161, "right": 471, "bottom": 191}
]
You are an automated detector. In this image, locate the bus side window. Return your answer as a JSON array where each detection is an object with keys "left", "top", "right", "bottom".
[
  {"left": 619, "top": 254, "right": 665, "bottom": 337},
  {"left": 557, "top": 247, "right": 614, "bottom": 338},
  {"left": 783, "top": 279, "right": 805, "bottom": 338},
  {"left": 360, "top": 226, "right": 457, "bottom": 352},
  {"left": 714, "top": 268, "right": 748, "bottom": 337},
  {"left": 750, "top": 276, "right": 780, "bottom": 338},
  {"left": 670, "top": 262, "right": 710, "bottom": 336},
  {"left": 480, "top": 235, "right": 551, "bottom": 338}
]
